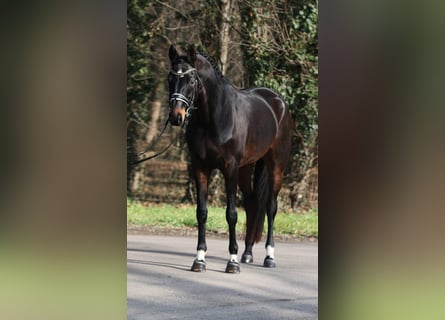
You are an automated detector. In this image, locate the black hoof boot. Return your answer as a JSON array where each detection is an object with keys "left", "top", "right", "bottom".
[
  {"left": 225, "top": 260, "right": 240, "bottom": 273},
  {"left": 241, "top": 253, "right": 253, "bottom": 264},
  {"left": 263, "top": 256, "right": 276, "bottom": 268},
  {"left": 191, "top": 259, "right": 206, "bottom": 272}
]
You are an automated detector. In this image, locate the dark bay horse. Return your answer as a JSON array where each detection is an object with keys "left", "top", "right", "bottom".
[{"left": 167, "top": 44, "right": 293, "bottom": 273}]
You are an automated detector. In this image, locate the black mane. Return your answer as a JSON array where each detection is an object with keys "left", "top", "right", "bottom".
[{"left": 198, "top": 52, "right": 224, "bottom": 79}]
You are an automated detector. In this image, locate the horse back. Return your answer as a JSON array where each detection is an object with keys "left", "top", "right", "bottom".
[{"left": 245, "top": 87, "right": 290, "bottom": 125}]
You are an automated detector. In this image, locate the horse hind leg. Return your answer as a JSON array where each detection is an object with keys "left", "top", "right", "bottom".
[
  {"left": 241, "top": 160, "right": 269, "bottom": 264},
  {"left": 263, "top": 157, "right": 287, "bottom": 268},
  {"left": 263, "top": 111, "right": 292, "bottom": 268},
  {"left": 264, "top": 190, "right": 279, "bottom": 268}
]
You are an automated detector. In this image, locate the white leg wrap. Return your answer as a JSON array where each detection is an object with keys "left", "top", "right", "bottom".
[
  {"left": 230, "top": 254, "right": 238, "bottom": 263},
  {"left": 196, "top": 250, "right": 206, "bottom": 261},
  {"left": 266, "top": 245, "right": 275, "bottom": 259}
]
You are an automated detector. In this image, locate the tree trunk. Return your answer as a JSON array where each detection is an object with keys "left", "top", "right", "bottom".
[
  {"left": 219, "top": 0, "right": 232, "bottom": 75},
  {"left": 145, "top": 99, "right": 161, "bottom": 144}
]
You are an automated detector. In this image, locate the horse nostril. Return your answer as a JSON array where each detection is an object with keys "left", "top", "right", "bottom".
[{"left": 177, "top": 113, "right": 183, "bottom": 125}]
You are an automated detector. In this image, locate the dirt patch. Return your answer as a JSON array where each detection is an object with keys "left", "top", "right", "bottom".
[{"left": 127, "top": 224, "right": 317, "bottom": 243}]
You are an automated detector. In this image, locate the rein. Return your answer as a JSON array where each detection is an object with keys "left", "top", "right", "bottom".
[
  {"left": 131, "top": 129, "right": 180, "bottom": 165},
  {"left": 131, "top": 118, "right": 173, "bottom": 165}
]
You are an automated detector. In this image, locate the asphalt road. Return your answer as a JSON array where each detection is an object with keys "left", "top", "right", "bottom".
[{"left": 127, "top": 234, "right": 318, "bottom": 320}]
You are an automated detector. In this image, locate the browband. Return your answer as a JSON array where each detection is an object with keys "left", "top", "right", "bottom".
[{"left": 170, "top": 68, "right": 196, "bottom": 77}]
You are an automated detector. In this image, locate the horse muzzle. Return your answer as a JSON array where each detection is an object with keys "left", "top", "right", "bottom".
[{"left": 169, "top": 107, "right": 186, "bottom": 126}]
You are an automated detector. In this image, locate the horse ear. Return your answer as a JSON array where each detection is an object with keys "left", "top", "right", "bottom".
[
  {"left": 169, "top": 45, "right": 178, "bottom": 63},
  {"left": 187, "top": 44, "right": 197, "bottom": 66}
]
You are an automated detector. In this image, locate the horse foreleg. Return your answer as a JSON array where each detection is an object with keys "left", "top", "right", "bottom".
[
  {"left": 224, "top": 163, "right": 240, "bottom": 273},
  {"left": 238, "top": 165, "right": 255, "bottom": 264},
  {"left": 191, "top": 167, "right": 210, "bottom": 272},
  {"left": 241, "top": 192, "right": 255, "bottom": 264}
]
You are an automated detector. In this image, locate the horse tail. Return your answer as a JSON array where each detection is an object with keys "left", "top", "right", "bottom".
[{"left": 247, "top": 158, "right": 269, "bottom": 243}]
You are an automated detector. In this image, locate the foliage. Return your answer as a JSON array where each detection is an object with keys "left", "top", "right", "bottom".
[
  {"left": 127, "top": 0, "right": 156, "bottom": 192},
  {"left": 240, "top": 0, "right": 318, "bottom": 176}
]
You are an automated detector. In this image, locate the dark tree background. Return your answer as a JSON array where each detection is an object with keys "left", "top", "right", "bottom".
[{"left": 127, "top": 0, "right": 318, "bottom": 211}]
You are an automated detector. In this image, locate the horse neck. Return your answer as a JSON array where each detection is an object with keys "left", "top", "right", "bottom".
[{"left": 196, "top": 71, "right": 234, "bottom": 130}]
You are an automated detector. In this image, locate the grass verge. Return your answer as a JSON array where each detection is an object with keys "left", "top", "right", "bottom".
[{"left": 127, "top": 199, "right": 317, "bottom": 238}]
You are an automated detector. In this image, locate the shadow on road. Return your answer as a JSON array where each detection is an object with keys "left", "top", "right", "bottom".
[
  {"left": 128, "top": 259, "right": 190, "bottom": 272},
  {"left": 127, "top": 248, "right": 229, "bottom": 273}
]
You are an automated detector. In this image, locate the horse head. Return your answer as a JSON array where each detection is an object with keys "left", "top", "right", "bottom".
[{"left": 167, "top": 45, "right": 199, "bottom": 126}]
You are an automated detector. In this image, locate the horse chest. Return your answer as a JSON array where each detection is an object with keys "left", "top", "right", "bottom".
[{"left": 189, "top": 135, "right": 238, "bottom": 168}]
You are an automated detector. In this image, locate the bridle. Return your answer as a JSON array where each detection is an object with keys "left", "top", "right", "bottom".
[{"left": 169, "top": 66, "right": 201, "bottom": 124}]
